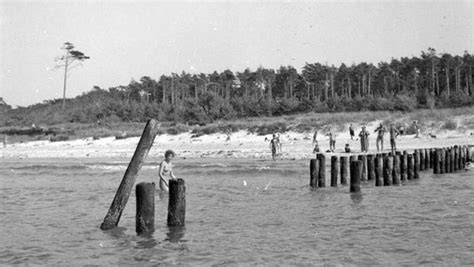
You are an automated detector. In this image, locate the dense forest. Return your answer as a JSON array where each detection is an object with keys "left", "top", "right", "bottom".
[{"left": 2, "top": 48, "right": 473, "bottom": 127}]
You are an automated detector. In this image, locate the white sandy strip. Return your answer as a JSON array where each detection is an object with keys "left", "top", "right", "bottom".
[{"left": 1, "top": 125, "right": 473, "bottom": 159}]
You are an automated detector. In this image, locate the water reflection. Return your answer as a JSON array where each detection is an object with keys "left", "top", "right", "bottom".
[
  {"left": 350, "top": 192, "right": 363, "bottom": 204},
  {"left": 165, "top": 226, "right": 186, "bottom": 243},
  {"left": 135, "top": 232, "right": 158, "bottom": 249},
  {"left": 103, "top": 226, "right": 127, "bottom": 239}
]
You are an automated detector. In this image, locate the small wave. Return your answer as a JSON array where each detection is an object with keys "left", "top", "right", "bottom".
[
  {"left": 9, "top": 164, "right": 88, "bottom": 171},
  {"left": 256, "top": 166, "right": 270, "bottom": 171},
  {"left": 199, "top": 163, "right": 228, "bottom": 168}
]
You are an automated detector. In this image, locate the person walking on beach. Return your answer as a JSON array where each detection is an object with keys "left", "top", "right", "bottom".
[
  {"left": 413, "top": 121, "right": 420, "bottom": 138},
  {"left": 374, "top": 123, "right": 387, "bottom": 152},
  {"left": 269, "top": 134, "right": 278, "bottom": 160},
  {"left": 389, "top": 124, "right": 400, "bottom": 155},
  {"left": 359, "top": 126, "right": 370, "bottom": 152},
  {"left": 276, "top": 133, "right": 282, "bottom": 153},
  {"left": 326, "top": 128, "right": 336, "bottom": 152},
  {"left": 312, "top": 129, "right": 318, "bottom": 145},
  {"left": 313, "top": 140, "right": 320, "bottom": 153},
  {"left": 158, "top": 150, "right": 177, "bottom": 193},
  {"left": 349, "top": 124, "right": 355, "bottom": 140}
]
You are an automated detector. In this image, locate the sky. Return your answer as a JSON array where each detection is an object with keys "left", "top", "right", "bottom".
[{"left": 0, "top": 1, "right": 473, "bottom": 107}]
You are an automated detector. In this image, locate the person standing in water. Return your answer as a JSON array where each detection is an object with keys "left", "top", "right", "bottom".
[
  {"left": 374, "top": 123, "right": 387, "bottom": 152},
  {"left": 312, "top": 129, "right": 318, "bottom": 145},
  {"left": 158, "top": 150, "right": 177, "bottom": 192},
  {"left": 389, "top": 124, "right": 401, "bottom": 155},
  {"left": 359, "top": 126, "right": 370, "bottom": 152}
]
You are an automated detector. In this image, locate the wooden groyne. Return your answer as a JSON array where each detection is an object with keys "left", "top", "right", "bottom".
[{"left": 310, "top": 145, "right": 472, "bottom": 192}]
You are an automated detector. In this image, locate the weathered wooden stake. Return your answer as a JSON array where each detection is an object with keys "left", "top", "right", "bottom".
[
  {"left": 400, "top": 151, "right": 408, "bottom": 181},
  {"left": 407, "top": 154, "right": 414, "bottom": 180},
  {"left": 424, "top": 149, "right": 430, "bottom": 170},
  {"left": 467, "top": 146, "right": 472, "bottom": 163},
  {"left": 414, "top": 150, "right": 420, "bottom": 178},
  {"left": 100, "top": 119, "right": 160, "bottom": 230},
  {"left": 340, "top": 156, "right": 349, "bottom": 185},
  {"left": 433, "top": 148, "right": 440, "bottom": 174},
  {"left": 383, "top": 156, "right": 393, "bottom": 186},
  {"left": 357, "top": 155, "right": 367, "bottom": 181},
  {"left": 168, "top": 179, "right": 186, "bottom": 226},
  {"left": 350, "top": 160, "right": 362, "bottom": 193},
  {"left": 453, "top": 146, "right": 458, "bottom": 171},
  {"left": 331, "top": 156, "right": 338, "bottom": 187},
  {"left": 375, "top": 155, "right": 383, "bottom": 186},
  {"left": 392, "top": 154, "right": 401, "bottom": 185},
  {"left": 136, "top": 182, "right": 155, "bottom": 235},
  {"left": 310, "top": 159, "right": 319, "bottom": 188},
  {"left": 444, "top": 148, "right": 449, "bottom": 173},
  {"left": 367, "top": 154, "right": 375, "bottom": 181},
  {"left": 419, "top": 149, "right": 425, "bottom": 171},
  {"left": 430, "top": 148, "right": 434, "bottom": 169},
  {"left": 440, "top": 148, "right": 445, "bottom": 174},
  {"left": 317, "top": 153, "right": 326, "bottom": 187},
  {"left": 460, "top": 146, "right": 466, "bottom": 169},
  {"left": 448, "top": 147, "right": 454, "bottom": 173}
]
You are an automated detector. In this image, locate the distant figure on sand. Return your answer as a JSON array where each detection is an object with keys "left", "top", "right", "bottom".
[
  {"left": 374, "top": 123, "right": 387, "bottom": 152},
  {"left": 226, "top": 129, "right": 232, "bottom": 142},
  {"left": 344, "top": 143, "right": 351, "bottom": 153},
  {"left": 413, "top": 121, "right": 420, "bottom": 138},
  {"left": 313, "top": 141, "right": 320, "bottom": 153},
  {"left": 389, "top": 124, "right": 400, "bottom": 155},
  {"left": 2, "top": 135, "right": 6, "bottom": 148},
  {"left": 326, "top": 128, "right": 336, "bottom": 152},
  {"left": 312, "top": 129, "right": 318, "bottom": 145},
  {"left": 269, "top": 134, "right": 278, "bottom": 160},
  {"left": 158, "top": 150, "right": 177, "bottom": 192},
  {"left": 359, "top": 126, "right": 370, "bottom": 152},
  {"left": 349, "top": 124, "right": 355, "bottom": 140}
]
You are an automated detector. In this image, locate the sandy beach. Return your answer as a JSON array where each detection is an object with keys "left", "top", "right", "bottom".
[{"left": 2, "top": 121, "right": 472, "bottom": 160}]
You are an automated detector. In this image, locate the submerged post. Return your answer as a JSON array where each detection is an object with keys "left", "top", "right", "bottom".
[
  {"left": 310, "top": 159, "right": 319, "bottom": 188},
  {"left": 367, "top": 154, "right": 375, "bottom": 181},
  {"left": 331, "top": 156, "right": 338, "bottom": 187},
  {"left": 407, "top": 154, "right": 414, "bottom": 180},
  {"left": 340, "top": 156, "right": 349, "bottom": 185},
  {"left": 392, "top": 154, "right": 401, "bottom": 185},
  {"left": 375, "top": 154, "right": 383, "bottom": 186},
  {"left": 100, "top": 119, "right": 160, "bottom": 230},
  {"left": 400, "top": 151, "right": 408, "bottom": 181},
  {"left": 358, "top": 155, "right": 367, "bottom": 181},
  {"left": 350, "top": 160, "right": 362, "bottom": 193},
  {"left": 317, "top": 153, "right": 326, "bottom": 187},
  {"left": 168, "top": 179, "right": 186, "bottom": 226},
  {"left": 383, "top": 156, "right": 393, "bottom": 186},
  {"left": 310, "top": 159, "right": 318, "bottom": 188},
  {"left": 136, "top": 182, "right": 155, "bottom": 235}
]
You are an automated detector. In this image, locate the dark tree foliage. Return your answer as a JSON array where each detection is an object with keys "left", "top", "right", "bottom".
[{"left": 2, "top": 48, "right": 473, "bottom": 127}]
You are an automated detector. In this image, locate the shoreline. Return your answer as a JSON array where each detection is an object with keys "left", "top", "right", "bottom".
[{"left": 2, "top": 124, "right": 473, "bottom": 160}]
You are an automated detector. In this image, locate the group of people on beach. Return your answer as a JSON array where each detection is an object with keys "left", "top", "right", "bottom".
[{"left": 311, "top": 122, "right": 403, "bottom": 155}]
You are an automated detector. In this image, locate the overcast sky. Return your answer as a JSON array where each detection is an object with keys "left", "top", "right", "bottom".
[{"left": 1, "top": 0, "right": 472, "bottom": 107}]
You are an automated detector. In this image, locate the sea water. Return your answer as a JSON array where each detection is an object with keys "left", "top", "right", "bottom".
[{"left": 0, "top": 157, "right": 473, "bottom": 265}]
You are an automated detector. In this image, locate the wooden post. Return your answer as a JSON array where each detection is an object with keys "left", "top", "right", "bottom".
[
  {"left": 419, "top": 149, "right": 425, "bottom": 171},
  {"left": 358, "top": 155, "right": 367, "bottom": 181},
  {"left": 383, "top": 156, "right": 393, "bottom": 186},
  {"left": 444, "top": 148, "right": 449, "bottom": 173},
  {"left": 350, "top": 155, "right": 357, "bottom": 163},
  {"left": 467, "top": 146, "right": 472, "bottom": 163},
  {"left": 375, "top": 155, "right": 383, "bottom": 186},
  {"left": 439, "top": 148, "right": 445, "bottom": 174},
  {"left": 100, "top": 119, "right": 160, "bottom": 230},
  {"left": 430, "top": 148, "right": 434, "bottom": 169},
  {"left": 168, "top": 179, "right": 186, "bottom": 226},
  {"left": 317, "top": 154, "right": 326, "bottom": 187},
  {"left": 392, "top": 154, "right": 401, "bottom": 185},
  {"left": 310, "top": 159, "right": 319, "bottom": 188},
  {"left": 331, "top": 156, "right": 338, "bottom": 187},
  {"left": 456, "top": 146, "right": 461, "bottom": 170},
  {"left": 460, "top": 146, "right": 466, "bottom": 169},
  {"left": 407, "top": 154, "right": 414, "bottom": 180},
  {"left": 414, "top": 152, "right": 420, "bottom": 179},
  {"left": 367, "top": 154, "right": 375, "bottom": 181},
  {"left": 400, "top": 151, "right": 408, "bottom": 181},
  {"left": 453, "top": 146, "right": 458, "bottom": 171},
  {"left": 449, "top": 147, "right": 454, "bottom": 173},
  {"left": 434, "top": 148, "right": 440, "bottom": 174},
  {"left": 425, "top": 149, "right": 431, "bottom": 169},
  {"left": 340, "top": 156, "right": 349, "bottom": 185},
  {"left": 136, "top": 182, "right": 155, "bottom": 235},
  {"left": 350, "top": 160, "right": 362, "bottom": 193}
]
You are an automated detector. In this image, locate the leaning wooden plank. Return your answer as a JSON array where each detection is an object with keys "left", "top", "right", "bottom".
[{"left": 100, "top": 119, "right": 160, "bottom": 230}]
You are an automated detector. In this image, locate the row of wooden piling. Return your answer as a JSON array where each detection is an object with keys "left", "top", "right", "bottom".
[
  {"left": 136, "top": 179, "right": 186, "bottom": 235},
  {"left": 310, "top": 145, "right": 472, "bottom": 193}
]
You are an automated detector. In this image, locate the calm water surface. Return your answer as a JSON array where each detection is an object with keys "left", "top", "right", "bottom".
[{"left": 1, "top": 157, "right": 473, "bottom": 265}]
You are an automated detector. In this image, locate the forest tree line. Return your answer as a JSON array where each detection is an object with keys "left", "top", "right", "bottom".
[{"left": 2, "top": 48, "right": 473, "bottom": 126}]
